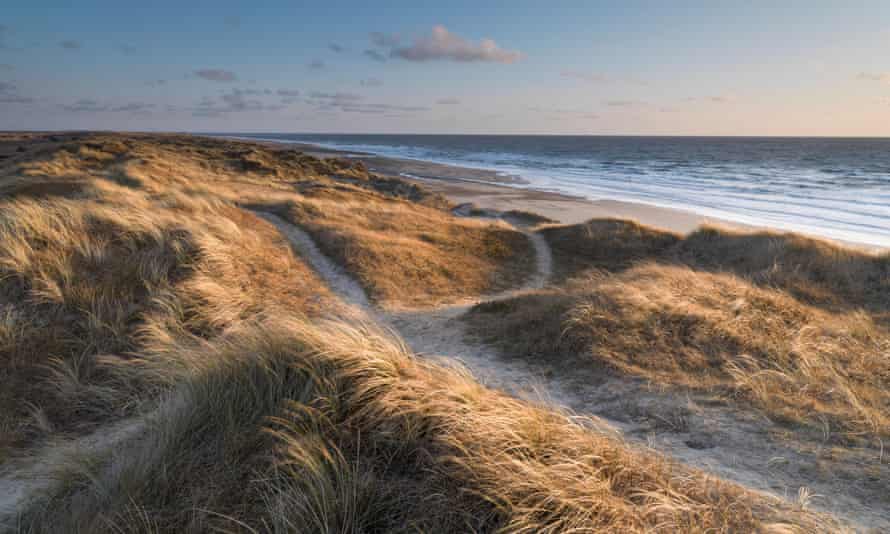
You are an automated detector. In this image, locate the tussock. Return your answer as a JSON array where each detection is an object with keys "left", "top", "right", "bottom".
[
  {"left": 0, "top": 133, "right": 853, "bottom": 530},
  {"left": 17, "top": 319, "right": 837, "bottom": 533},
  {"left": 468, "top": 219, "right": 890, "bottom": 440}
]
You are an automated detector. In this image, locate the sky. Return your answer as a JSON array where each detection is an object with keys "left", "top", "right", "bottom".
[{"left": 1, "top": 1, "right": 890, "bottom": 135}]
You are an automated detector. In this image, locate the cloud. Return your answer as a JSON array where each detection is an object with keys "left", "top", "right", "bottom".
[
  {"left": 223, "top": 16, "right": 241, "bottom": 29},
  {"left": 307, "top": 59, "right": 325, "bottom": 70},
  {"left": 61, "top": 99, "right": 108, "bottom": 112},
  {"left": 194, "top": 69, "right": 238, "bottom": 82},
  {"left": 370, "top": 32, "right": 400, "bottom": 48},
  {"left": 118, "top": 44, "right": 137, "bottom": 55},
  {"left": 0, "top": 24, "right": 7, "bottom": 48},
  {"left": 436, "top": 97, "right": 460, "bottom": 105},
  {"left": 111, "top": 102, "right": 156, "bottom": 114},
  {"left": 0, "top": 64, "right": 13, "bottom": 71},
  {"left": 277, "top": 88, "right": 301, "bottom": 103},
  {"left": 561, "top": 71, "right": 649, "bottom": 86},
  {"left": 192, "top": 89, "right": 284, "bottom": 117},
  {"left": 561, "top": 71, "right": 609, "bottom": 83},
  {"left": 308, "top": 91, "right": 362, "bottom": 108},
  {"left": 390, "top": 25, "right": 522, "bottom": 63},
  {"left": 529, "top": 106, "right": 597, "bottom": 119},
  {"left": 329, "top": 43, "right": 345, "bottom": 53},
  {"left": 363, "top": 49, "right": 387, "bottom": 62},
  {"left": 604, "top": 100, "right": 645, "bottom": 107},
  {"left": 60, "top": 40, "right": 81, "bottom": 50},
  {"left": 307, "top": 90, "right": 426, "bottom": 115},
  {"left": 857, "top": 71, "right": 890, "bottom": 83},
  {"left": 60, "top": 99, "right": 155, "bottom": 113},
  {"left": 146, "top": 79, "right": 167, "bottom": 87},
  {"left": 683, "top": 95, "right": 735, "bottom": 104},
  {"left": 338, "top": 103, "right": 430, "bottom": 114},
  {"left": 360, "top": 77, "right": 383, "bottom": 87},
  {"left": 0, "top": 81, "right": 33, "bottom": 104}
]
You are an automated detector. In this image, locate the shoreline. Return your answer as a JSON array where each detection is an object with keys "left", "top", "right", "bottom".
[{"left": 217, "top": 136, "right": 886, "bottom": 253}]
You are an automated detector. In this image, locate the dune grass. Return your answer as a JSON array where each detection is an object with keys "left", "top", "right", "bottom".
[
  {"left": 16, "top": 318, "right": 836, "bottom": 533},
  {"left": 0, "top": 182, "right": 334, "bottom": 453},
  {"left": 467, "top": 219, "right": 890, "bottom": 441},
  {"left": 0, "top": 134, "right": 851, "bottom": 531},
  {"left": 270, "top": 188, "right": 535, "bottom": 307}
]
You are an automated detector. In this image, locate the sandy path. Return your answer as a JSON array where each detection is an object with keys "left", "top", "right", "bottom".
[
  {"left": 255, "top": 210, "right": 888, "bottom": 531},
  {"left": 0, "top": 418, "right": 144, "bottom": 528}
]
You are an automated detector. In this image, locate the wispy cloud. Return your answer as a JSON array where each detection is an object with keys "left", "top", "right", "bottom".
[
  {"left": 118, "top": 44, "right": 137, "bottom": 55},
  {"left": 111, "top": 102, "right": 156, "bottom": 114},
  {"left": 389, "top": 25, "right": 522, "bottom": 63},
  {"left": 604, "top": 100, "right": 645, "bottom": 107},
  {"left": 0, "top": 64, "right": 13, "bottom": 71},
  {"left": 561, "top": 71, "right": 649, "bottom": 86},
  {"left": 60, "top": 40, "right": 81, "bottom": 50},
  {"left": 328, "top": 43, "right": 345, "bottom": 53},
  {"left": 309, "top": 91, "right": 362, "bottom": 107},
  {"left": 277, "top": 88, "right": 301, "bottom": 103},
  {"left": 192, "top": 89, "right": 284, "bottom": 117},
  {"left": 307, "top": 91, "right": 426, "bottom": 115},
  {"left": 529, "top": 106, "right": 598, "bottom": 119},
  {"left": 683, "top": 94, "right": 735, "bottom": 104},
  {"left": 194, "top": 69, "right": 238, "bottom": 82},
  {"left": 436, "top": 97, "right": 460, "bottom": 105},
  {"left": 363, "top": 49, "right": 387, "bottom": 62},
  {"left": 370, "top": 32, "right": 400, "bottom": 48},
  {"left": 61, "top": 99, "right": 107, "bottom": 112},
  {"left": 307, "top": 59, "right": 325, "bottom": 70},
  {"left": 561, "top": 71, "right": 608, "bottom": 83},
  {"left": 360, "top": 77, "right": 383, "bottom": 87},
  {"left": 146, "top": 79, "right": 167, "bottom": 87},
  {"left": 0, "top": 81, "right": 34, "bottom": 104},
  {"left": 857, "top": 71, "right": 890, "bottom": 83},
  {"left": 339, "top": 103, "right": 430, "bottom": 114}
]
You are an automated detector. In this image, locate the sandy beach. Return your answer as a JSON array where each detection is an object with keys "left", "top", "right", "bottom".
[
  {"left": 248, "top": 139, "right": 748, "bottom": 234},
  {"left": 253, "top": 139, "right": 890, "bottom": 253}
]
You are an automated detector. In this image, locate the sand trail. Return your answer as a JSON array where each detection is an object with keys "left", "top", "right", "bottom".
[{"left": 260, "top": 210, "right": 889, "bottom": 532}]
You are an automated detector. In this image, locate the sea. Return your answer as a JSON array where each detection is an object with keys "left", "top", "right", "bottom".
[{"left": 226, "top": 134, "right": 890, "bottom": 248}]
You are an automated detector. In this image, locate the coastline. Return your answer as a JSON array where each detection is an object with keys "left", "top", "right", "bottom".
[{"left": 220, "top": 136, "right": 886, "bottom": 252}]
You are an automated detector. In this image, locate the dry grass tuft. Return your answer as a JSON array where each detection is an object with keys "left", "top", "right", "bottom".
[
  {"left": 273, "top": 189, "right": 535, "bottom": 306},
  {"left": 17, "top": 319, "right": 837, "bottom": 533},
  {"left": 0, "top": 184, "right": 333, "bottom": 452},
  {"left": 468, "top": 219, "right": 890, "bottom": 441},
  {"left": 0, "top": 134, "right": 850, "bottom": 531}
]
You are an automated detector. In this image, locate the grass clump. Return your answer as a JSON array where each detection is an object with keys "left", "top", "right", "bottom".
[
  {"left": 275, "top": 188, "right": 535, "bottom": 306},
  {"left": 467, "top": 219, "right": 890, "bottom": 441},
  {"left": 17, "top": 319, "right": 837, "bottom": 533},
  {"left": 0, "top": 185, "right": 333, "bottom": 453}
]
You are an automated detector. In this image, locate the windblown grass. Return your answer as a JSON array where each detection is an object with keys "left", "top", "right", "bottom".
[
  {"left": 0, "top": 134, "right": 849, "bottom": 530},
  {"left": 274, "top": 188, "right": 535, "bottom": 306},
  {"left": 468, "top": 219, "right": 890, "bottom": 441},
  {"left": 16, "top": 318, "right": 836, "bottom": 533},
  {"left": 0, "top": 182, "right": 333, "bottom": 452}
]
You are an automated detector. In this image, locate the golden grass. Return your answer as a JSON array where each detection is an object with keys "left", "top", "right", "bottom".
[
  {"left": 0, "top": 134, "right": 848, "bottom": 530},
  {"left": 17, "top": 318, "right": 836, "bottom": 533},
  {"left": 468, "top": 219, "right": 890, "bottom": 441},
  {"left": 0, "top": 182, "right": 333, "bottom": 452},
  {"left": 274, "top": 188, "right": 535, "bottom": 306}
]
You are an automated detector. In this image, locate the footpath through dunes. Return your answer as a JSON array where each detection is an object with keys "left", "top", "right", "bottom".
[
  {"left": 0, "top": 133, "right": 856, "bottom": 531},
  {"left": 259, "top": 207, "right": 886, "bottom": 532}
]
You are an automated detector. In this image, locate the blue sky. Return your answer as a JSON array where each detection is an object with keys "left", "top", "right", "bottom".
[{"left": 2, "top": 1, "right": 890, "bottom": 135}]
